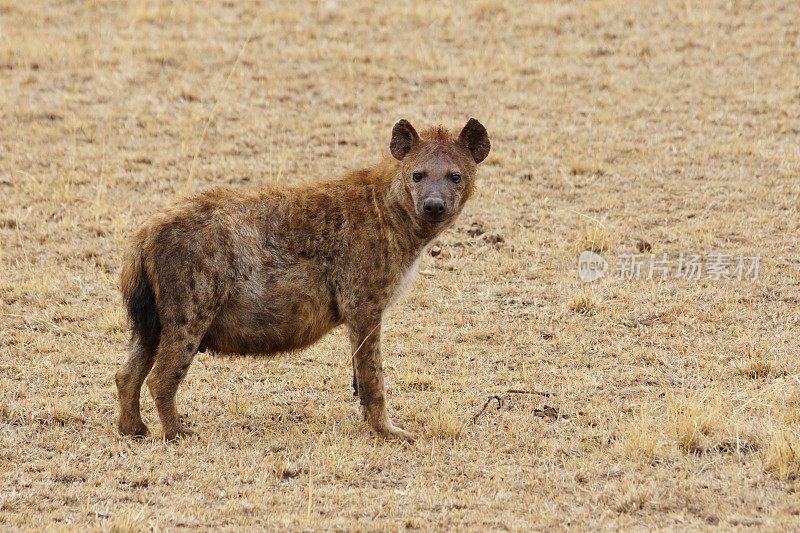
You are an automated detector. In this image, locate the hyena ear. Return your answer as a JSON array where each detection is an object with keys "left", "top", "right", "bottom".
[
  {"left": 458, "top": 118, "right": 491, "bottom": 164},
  {"left": 390, "top": 119, "right": 420, "bottom": 160}
]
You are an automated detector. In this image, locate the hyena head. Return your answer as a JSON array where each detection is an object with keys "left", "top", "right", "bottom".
[{"left": 390, "top": 118, "right": 491, "bottom": 225}]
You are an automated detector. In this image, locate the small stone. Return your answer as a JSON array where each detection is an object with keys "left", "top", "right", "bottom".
[
  {"left": 467, "top": 222, "right": 485, "bottom": 238},
  {"left": 484, "top": 232, "right": 504, "bottom": 244}
]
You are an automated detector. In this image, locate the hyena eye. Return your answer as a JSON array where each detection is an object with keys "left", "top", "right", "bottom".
[
  {"left": 412, "top": 172, "right": 424, "bottom": 182},
  {"left": 450, "top": 173, "right": 462, "bottom": 183}
]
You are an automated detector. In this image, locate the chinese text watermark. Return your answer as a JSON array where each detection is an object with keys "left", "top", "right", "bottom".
[{"left": 578, "top": 251, "right": 760, "bottom": 283}]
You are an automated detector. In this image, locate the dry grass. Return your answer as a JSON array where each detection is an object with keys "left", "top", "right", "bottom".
[
  {"left": 617, "top": 407, "right": 659, "bottom": 461},
  {"left": 2, "top": 0, "right": 800, "bottom": 529},
  {"left": 576, "top": 222, "right": 614, "bottom": 254},
  {"left": 665, "top": 394, "right": 726, "bottom": 453},
  {"left": 764, "top": 431, "right": 800, "bottom": 482},
  {"left": 568, "top": 290, "right": 598, "bottom": 315}
]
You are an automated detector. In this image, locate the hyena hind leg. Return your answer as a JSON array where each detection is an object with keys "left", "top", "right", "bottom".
[
  {"left": 146, "top": 329, "right": 204, "bottom": 441},
  {"left": 115, "top": 340, "right": 156, "bottom": 437}
]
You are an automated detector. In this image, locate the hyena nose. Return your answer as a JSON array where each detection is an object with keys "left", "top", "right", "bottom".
[{"left": 423, "top": 198, "right": 445, "bottom": 216}]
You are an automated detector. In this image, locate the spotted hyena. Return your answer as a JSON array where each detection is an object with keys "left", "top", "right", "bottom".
[{"left": 115, "top": 118, "right": 491, "bottom": 441}]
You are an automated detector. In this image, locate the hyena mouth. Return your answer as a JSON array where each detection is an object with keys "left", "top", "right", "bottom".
[{"left": 422, "top": 212, "right": 450, "bottom": 224}]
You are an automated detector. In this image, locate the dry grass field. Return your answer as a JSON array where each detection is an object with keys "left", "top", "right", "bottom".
[{"left": 2, "top": 0, "right": 800, "bottom": 530}]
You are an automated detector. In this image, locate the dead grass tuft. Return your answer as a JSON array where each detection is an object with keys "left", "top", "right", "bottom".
[
  {"left": 36, "top": 402, "right": 85, "bottom": 427},
  {"left": 569, "top": 158, "right": 607, "bottom": 177},
  {"left": 421, "top": 401, "right": 464, "bottom": 440},
  {"left": 737, "top": 357, "right": 781, "bottom": 379},
  {"left": 105, "top": 510, "right": 147, "bottom": 533},
  {"left": 399, "top": 366, "right": 436, "bottom": 391},
  {"left": 568, "top": 290, "right": 598, "bottom": 315},
  {"left": 764, "top": 431, "right": 800, "bottom": 481},
  {"left": 614, "top": 482, "right": 650, "bottom": 514},
  {"left": 779, "top": 391, "right": 800, "bottom": 425},
  {"left": 665, "top": 394, "right": 725, "bottom": 453},
  {"left": 576, "top": 223, "right": 614, "bottom": 253},
  {"left": 227, "top": 395, "right": 251, "bottom": 417},
  {"left": 268, "top": 455, "right": 309, "bottom": 480},
  {"left": 734, "top": 345, "right": 785, "bottom": 379},
  {"left": 618, "top": 408, "right": 659, "bottom": 461},
  {"left": 472, "top": 0, "right": 509, "bottom": 17}
]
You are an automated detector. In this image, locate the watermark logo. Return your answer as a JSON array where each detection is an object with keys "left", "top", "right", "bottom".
[
  {"left": 578, "top": 251, "right": 760, "bottom": 282},
  {"left": 577, "top": 251, "right": 609, "bottom": 282}
]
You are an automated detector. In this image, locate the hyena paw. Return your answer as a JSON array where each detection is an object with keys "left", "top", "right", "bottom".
[
  {"left": 383, "top": 424, "right": 416, "bottom": 442},
  {"left": 373, "top": 420, "right": 415, "bottom": 442},
  {"left": 360, "top": 406, "right": 416, "bottom": 442},
  {"left": 118, "top": 418, "right": 150, "bottom": 438},
  {"left": 163, "top": 426, "right": 196, "bottom": 442}
]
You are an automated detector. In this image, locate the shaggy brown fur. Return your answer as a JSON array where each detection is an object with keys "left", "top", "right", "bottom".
[{"left": 115, "top": 118, "right": 491, "bottom": 441}]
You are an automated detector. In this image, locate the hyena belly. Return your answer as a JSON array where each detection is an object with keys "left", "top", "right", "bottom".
[{"left": 201, "top": 258, "right": 341, "bottom": 355}]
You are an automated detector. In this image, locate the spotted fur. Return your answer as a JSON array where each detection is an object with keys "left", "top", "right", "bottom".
[{"left": 115, "top": 118, "right": 491, "bottom": 441}]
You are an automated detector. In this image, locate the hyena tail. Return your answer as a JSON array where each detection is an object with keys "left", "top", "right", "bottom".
[{"left": 120, "top": 250, "right": 161, "bottom": 355}]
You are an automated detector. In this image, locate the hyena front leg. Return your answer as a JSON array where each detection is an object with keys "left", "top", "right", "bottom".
[
  {"left": 349, "top": 320, "right": 415, "bottom": 442},
  {"left": 115, "top": 339, "right": 155, "bottom": 437},
  {"left": 352, "top": 360, "right": 359, "bottom": 397}
]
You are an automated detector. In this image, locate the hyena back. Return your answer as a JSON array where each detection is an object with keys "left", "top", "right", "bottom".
[{"left": 116, "top": 118, "right": 491, "bottom": 441}]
